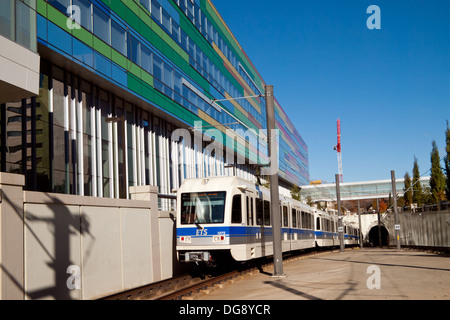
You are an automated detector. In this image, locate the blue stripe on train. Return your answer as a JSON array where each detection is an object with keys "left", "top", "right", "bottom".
[{"left": 178, "top": 226, "right": 321, "bottom": 238}]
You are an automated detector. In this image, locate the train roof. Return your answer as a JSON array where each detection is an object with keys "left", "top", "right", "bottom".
[{"left": 178, "top": 176, "right": 260, "bottom": 193}]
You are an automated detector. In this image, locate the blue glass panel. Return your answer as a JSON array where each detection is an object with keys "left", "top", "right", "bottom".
[
  {"left": 73, "top": 38, "right": 93, "bottom": 67},
  {"left": 48, "top": 21, "right": 71, "bottom": 54},
  {"left": 94, "top": 52, "right": 111, "bottom": 78},
  {"left": 37, "top": 14, "right": 47, "bottom": 42},
  {"left": 112, "top": 64, "right": 128, "bottom": 87}
]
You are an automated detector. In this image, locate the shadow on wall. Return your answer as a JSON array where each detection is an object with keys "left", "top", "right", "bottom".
[{"left": 24, "top": 194, "right": 94, "bottom": 300}]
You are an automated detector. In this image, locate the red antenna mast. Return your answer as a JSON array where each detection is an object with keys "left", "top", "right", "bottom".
[{"left": 335, "top": 119, "right": 343, "bottom": 183}]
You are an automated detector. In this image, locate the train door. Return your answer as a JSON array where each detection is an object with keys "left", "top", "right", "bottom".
[{"left": 245, "top": 195, "right": 255, "bottom": 245}]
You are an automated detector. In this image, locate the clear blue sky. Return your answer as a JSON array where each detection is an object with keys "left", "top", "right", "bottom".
[{"left": 213, "top": 0, "right": 450, "bottom": 183}]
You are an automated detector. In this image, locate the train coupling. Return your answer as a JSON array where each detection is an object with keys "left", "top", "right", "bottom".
[{"left": 181, "top": 251, "right": 212, "bottom": 263}]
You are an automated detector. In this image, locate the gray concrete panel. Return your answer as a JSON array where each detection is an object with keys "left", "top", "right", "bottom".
[
  {"left": 24, "top": 203, "right": 81, "bottom": 300},
  {"left": 81, "top": 206, "right": 122, "bottom": 300}
]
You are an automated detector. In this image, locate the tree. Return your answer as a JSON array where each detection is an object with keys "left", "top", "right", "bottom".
[
  {"left": 290, "top": 185, "right": 301, "bottom": 201},
  {"left": 430, "top": 141, "right": 446, "bottom": 204},
  {"left": 412, "top": 157, "right": 423, "bottom": 205},
  {"left": 379, "top": 199, "right": 388, "bottom": 213},
  {"left": 404, "top": 172, "right": 413, "bottom": 206},
  {"left": 445, "top": 121, "right": 450, "bottom": 201}
]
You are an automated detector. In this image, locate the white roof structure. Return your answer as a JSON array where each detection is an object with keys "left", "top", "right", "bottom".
[{"left": 300, "top": 177, "right": 431, "bottom": 202}]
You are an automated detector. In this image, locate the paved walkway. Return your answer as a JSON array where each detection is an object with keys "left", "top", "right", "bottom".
[{"left": 203, "top": 248, "right": 450, "bottom": 300}]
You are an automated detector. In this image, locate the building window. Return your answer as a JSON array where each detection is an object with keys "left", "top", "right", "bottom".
[
  {"left": 93, "top": 5, "right": 110, "bottom": 45},
  {"left": 139, "top": 0, "right": 150, "bottom": 12},
  {"left": 141, "top": 45, "right": 153, "bottom": 74},
  {"left": 48, "top": 0, "right": 70, "bottom": 14},
  {"left": 161, "top": 9, "right": 171, "bottom": 33},
  {"left": 151, "top": 0, "right": 161, "bottom": 23},
  {"left": 127, "top": 34, "right": 140, "bottom": 66},
  {"left": 111, "top": 20, "right": 127, "bottom": 56},
  {"left": 153, "top": 55, "right": 163, "bottom": 81},
  {"left": 73, "top": 0, "right": 92, "bottom": 32},
  {"left": 0, "top": 0, "right": 14, "bottom": 40}
]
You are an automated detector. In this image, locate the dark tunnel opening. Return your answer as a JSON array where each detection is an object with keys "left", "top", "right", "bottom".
[{"left": 368, "top": 226, "right": 390, "bottom": 247}]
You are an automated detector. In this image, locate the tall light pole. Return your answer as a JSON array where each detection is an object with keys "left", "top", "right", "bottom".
[
  {"left": 358, "top": 199, "right": 363, "bottom": 249},
  {"left": 391, "top": 170, "right": 401, "bottom": 251},
  {"left": 208, "top": 86, "right": 284, "bottom": 275},
  {"left": 336, "top": 174, "right": 345, "bottom": 253},
  {"left": 265, "top": 85, "right": 285, "bottom": 277}
]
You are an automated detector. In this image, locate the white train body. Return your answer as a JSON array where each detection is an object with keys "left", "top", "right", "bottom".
[{"left": 176, "top": 177, "right": 359, "bottom": 263}]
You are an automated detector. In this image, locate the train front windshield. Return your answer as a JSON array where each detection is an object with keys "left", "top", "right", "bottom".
[{"left": 181, "top": 192, "right": 226, "bottom": 225}]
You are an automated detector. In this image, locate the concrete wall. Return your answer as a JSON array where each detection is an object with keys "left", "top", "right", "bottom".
[
  {"left": 0, "top": 173, "right": 26, "bottom": 300},
  {"left": 0, "top": 173, "right": 175, "bottom": 300},
  {"left": 0, "top": 35, "right": 40, "bottom": 103},
  {"left": 386, "top": 210, "right": 450, "bottom": 248}
]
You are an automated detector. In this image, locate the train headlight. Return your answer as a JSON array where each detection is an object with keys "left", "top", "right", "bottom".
[
  {"left": 213, "top": 235, "right": 226, "bottom": 243},
  {"left": 180, "top": 236, "right": 192, "bottom": 243}
]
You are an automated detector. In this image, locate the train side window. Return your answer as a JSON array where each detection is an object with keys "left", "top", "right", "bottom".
[
  {"left": 316, "top": 217, "right": 321, "bottom": 231},
  {"left": 263, "top": 200, "right": 271, "bottom": 226},
  {"left": 283, "top": 206, "right": 288, "bottom": 228},
  {"left": 246, "top": 197, "right": 250, "bottom": 226},
  {"left": 302, "top": 212, "right": 308, "bottom": 230},
  {"left": 256, "top": 198, "right": 263, "bottom": 226},
  {"left": 251, "top": 198, "right": 254, "bottom": 226},
  {"left": 232, "top": 195, "right": 242, "bottom": 224},
  {"left": 297, "top": 211, "right": 301, "bottom": 229},
  {"left": 246, "top": 196, "right": 254, "bottom": 226},
  {"left": 292, "top": 209, "right": 297, "bottom": 228}
]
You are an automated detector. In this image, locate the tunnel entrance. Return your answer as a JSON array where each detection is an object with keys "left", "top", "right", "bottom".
[{"left": 368, "top": 226, "right": 390, "bottom": 247}]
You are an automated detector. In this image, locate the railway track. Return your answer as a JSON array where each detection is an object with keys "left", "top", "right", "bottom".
[
  {"left": 400, "top": 245, "right": 450, "bottom": 255},
  {"left": 103, "top": 274, "right": 201, "bottom": 300},
  {"left": 103, "top": 247, "right": 340, "bottom": 301}
]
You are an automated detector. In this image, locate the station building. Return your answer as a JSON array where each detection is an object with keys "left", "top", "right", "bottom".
[{"left": 0, "top": 0, "right": 310, "bottom": 205}]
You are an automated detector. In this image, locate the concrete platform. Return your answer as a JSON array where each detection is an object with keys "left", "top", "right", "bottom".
[{"left": 203, "top": 248, "right": 450, "bottom": 300}]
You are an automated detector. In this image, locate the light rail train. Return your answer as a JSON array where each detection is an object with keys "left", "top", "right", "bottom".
[{"left": 176, "top": 177, "right": 359, "bottom": 264}]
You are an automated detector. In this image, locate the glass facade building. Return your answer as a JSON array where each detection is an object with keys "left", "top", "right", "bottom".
[{"left": 0, "top": 0, "right": 310, "bottom": 202}]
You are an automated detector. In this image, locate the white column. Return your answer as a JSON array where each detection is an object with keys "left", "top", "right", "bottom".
[
  {"left": 90, "top": 96, "right": 97, "bottom": 197},
  {"left": 96, "top": 107, "right": 103, "bottom": 198},
  {"left": 113, "top": 122, "right": 119, "bottom": 199},
  {"left": 76, "top": 90, "right": 84, "bottom": 196},
  {"left": 108, "top": 111, "right": 114, "bottom": 199},
  {"left": 132, "top": 122, "right": 137, "bottom": 188},
  {"left": 123, "top": 117, "right": 129, "bottom": 199}
]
